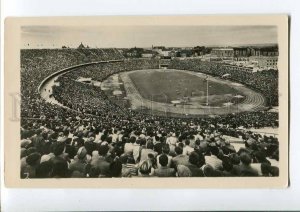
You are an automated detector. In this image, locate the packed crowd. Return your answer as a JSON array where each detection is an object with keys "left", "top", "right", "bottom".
[
  {"left": 53, "top": 59, "right": 159, "bottom": 116},
  {"left": 169, "top": 59, "right": 279, "bottom": 106},
  {"left": 21, "top": 49, "right": 124, "bottom": 118},
  {"left": 76, "top": 48, "right": 124, "bottom": 62},
  {"left": 21, "top": 118, "right": 279, "bottom": 178},
  {"left": 20, "top": 49, "right": 279, "bottom": 178}
]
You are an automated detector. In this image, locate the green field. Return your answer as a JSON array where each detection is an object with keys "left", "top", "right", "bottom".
[{"left": 128, "top": 70, "right": 244, "bottom": 106}]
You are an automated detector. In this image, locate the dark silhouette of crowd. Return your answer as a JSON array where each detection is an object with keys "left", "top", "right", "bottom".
[{"left": 20, "top": 49, "right": 279, "bottom": 179}]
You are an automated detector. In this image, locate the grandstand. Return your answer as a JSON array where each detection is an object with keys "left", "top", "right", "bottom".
[
  {"left": 20, "top": 48, "right": 279, "bottom": 179},
  {"left": 159, "top": 56, "right": 172, "bottom": 68}
]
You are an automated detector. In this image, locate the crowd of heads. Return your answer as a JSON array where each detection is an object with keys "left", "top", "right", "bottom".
[
  {"left": 21, "top": 48, "right": 123, "bottom": 118},
  {"left": 21, "top": 120, "right": 279, "bottom": 178},
  {"left": 20, "top": 49, "right": 279, "bottom": 178}
]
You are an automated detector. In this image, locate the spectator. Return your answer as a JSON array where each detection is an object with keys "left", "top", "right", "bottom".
[
  {"left": 21, "top": 152, "right": 41, "bottom": 178},
  {"left": 90, "top": 144, "right": 111, "bottom": 177},
  {"left": 205, "top": 146, "right": 223, "bottom": 171},
  {"left": 35, "top": 161, "right": 53, "bottom": 178},
  {"left": 122, "top": 156, "right": 138, "bottom": 177},
  {"left": 110, "top": 160, "right": 123, "bottom": 178},
  {"left": 124, "top": 137, "right": 135, "bottom": 155},
  {"left": 177, "top": 165, "right": 192, "bottom": 177},
  {"left": 69, "top": 147, "right": 89, "bottom": 176},
  {"left": 183, "top": 139, "right": 194, "bottom": 156},
  {"left": 132, "top": 139, "right": 142, "bottom": 162},
  {"left": 157, "top": 144, "right": 172, "bottom": 168},
  {"left": 52, "top": 160, "right": 70, "bottom": 178},
  {"left": 137, "top": 160, "right": 153, "bottom": 177},
  {"left": 140, "top": 142, "right": 157, "bottom": 162},
  {"left": 154, "top": 154, "right": 176, "bottom": 177},
  {"left": 186, "top": 152, "right": 204, "bottom": 177},
  {"left": 171, "top": 146, "right": 190, "bottom": 168},
  {"left": 238, "top": 152, "right": 259, "bottom": 176},
  {"left": 221, "top": 156, "right": 234, "bottom": 176}
]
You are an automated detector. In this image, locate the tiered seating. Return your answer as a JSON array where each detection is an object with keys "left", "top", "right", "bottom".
[{"left": 20, "top": 51, "right": 279, "bottom": 179}]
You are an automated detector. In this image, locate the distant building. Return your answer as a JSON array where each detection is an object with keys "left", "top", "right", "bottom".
[
  {"left": 249, "top": 46, "right": 279, "bottom": 57},
  {"left": 141, "top": 53, "right": 153, "bottom": 58},
  {"left": 152, "top": 46, "right": 166, "bottom": 50},
  {"left": 249, "top": 56, "right": 278, "bottom": 69},
  {"left": 153, "top": 49, "right": 178, "bottom": 58},
  {"left": 168, "top": 50, "right": 178, "bottom": 57},
  {"left": 233, "top": 47, "right": 252, "bottom": 57},
  {"left": 211, "top": 48, "right": 234, "bottom": 58},
  {"left": 161, "top": 50, "right": 171, "bottom": 57},
  {"left": 192, "top": 46, "right": 209, "bottom": 56},
  {"left": 78, "top": 42, "right": 86, "bottom": 49},
  {"left": 178, "top": 49, "right": 193, "bottom": 58},
  {"left": 141, "top": 49, "right": 157, "bottom": 58},
  {"left": 200, "top": 54, "right": 221, "bottom": 62},
  {"left": 125, "top": 47, "right": 144, "bottom": 58}
]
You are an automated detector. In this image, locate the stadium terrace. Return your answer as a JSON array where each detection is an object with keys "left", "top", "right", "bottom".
[{"left": 20, "top": 46, "right": 279, "bottom": 179}]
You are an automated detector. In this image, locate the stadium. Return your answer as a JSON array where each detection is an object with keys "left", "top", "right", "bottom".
[{"left": 20, "top": 47, "right": 279, "bottom": 179}]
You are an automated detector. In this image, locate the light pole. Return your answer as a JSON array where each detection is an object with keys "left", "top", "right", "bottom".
[
  {"left": 161, "top": 92, "right": 168, "bottom": 117},
  {"left": 234, "top": 95, "right": 244, "bottom": 113},
  {"left": 206, "top": 76, "right": 209, "bottom": 106},
  {"left": 151, "top": 95, "right": 153, "bottom": 116}
]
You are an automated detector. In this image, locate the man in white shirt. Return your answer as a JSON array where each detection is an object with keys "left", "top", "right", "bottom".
[
  {"left": 166, "top": 133, "right": 178, "bottom": 155},
  {"left": 132, "top": 139, "right": 142, "bottom": 162},
  {"left": 204, "top": 146, "right": 223, "bottom": 171},
  {"left": 94, "top": 129, "right": 103, "bottom": 143},
  {"left": 124, "top": 137, "right": 136, "bottom": 155},
  {"left": 111, "top": 129, "right": 119, "bottom": 143},
  {"left": 195, "top": 131, "right": 204, "bottom": 141},
  {"left": 183, "top": 139, "right": 194, "bottom": 156}
]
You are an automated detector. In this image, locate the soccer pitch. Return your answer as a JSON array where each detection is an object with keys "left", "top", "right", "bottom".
[
  {"left": 128, "top": 69, "right": 244, "bottom": 106},
  {"left": 117, "top": 69, "right": 266, "bottom": 116}
]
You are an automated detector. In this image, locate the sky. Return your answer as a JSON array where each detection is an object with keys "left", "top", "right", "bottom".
[{"left": 21, "top": 25, "right": 278, "bottom": 48}]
